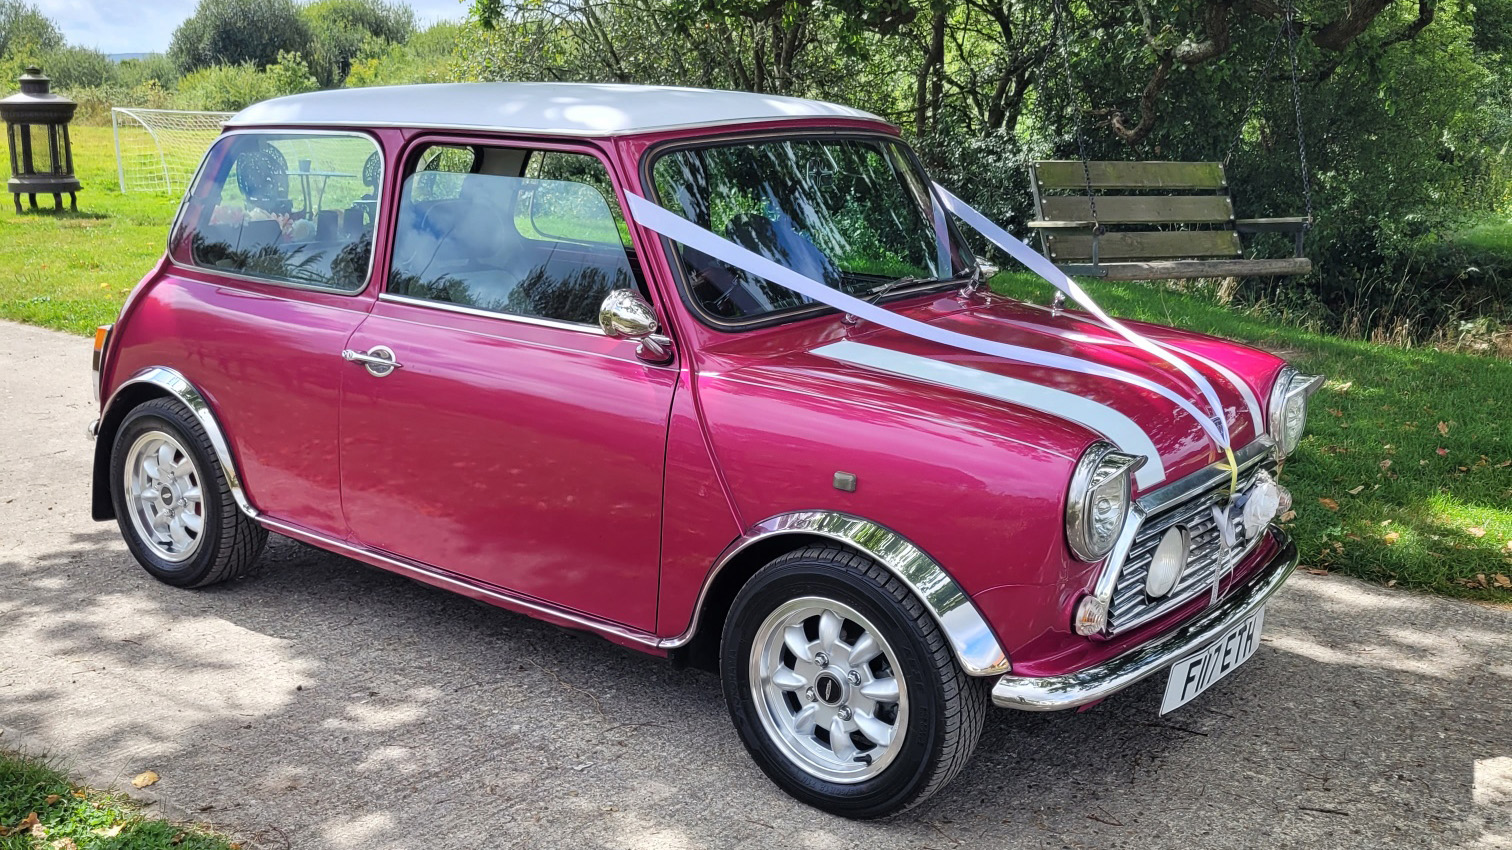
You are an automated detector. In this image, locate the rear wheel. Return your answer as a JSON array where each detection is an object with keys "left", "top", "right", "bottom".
[
  {"left": 721, "top": 545, "right": 989, "bottom": 818},
  {"left": 109, "top": 398, "right": 267, "bottom": 587}
]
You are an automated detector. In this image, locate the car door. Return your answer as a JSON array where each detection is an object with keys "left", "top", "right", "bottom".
[{"left": 337, "top": 138, "right": 676, "bottom": 631}]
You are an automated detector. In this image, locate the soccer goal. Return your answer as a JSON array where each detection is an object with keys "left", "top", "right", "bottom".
[{"left": 112, "top": 108, "right": 235, "bottom": 194}]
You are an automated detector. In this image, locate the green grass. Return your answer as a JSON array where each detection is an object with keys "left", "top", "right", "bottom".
[
  {"left": 0, "top": 126, "right": 180, "bottom": 334},
  {"left": 1452, "top": 216, "right": 1512, "bottom": 255},
  {"left": 993, "top": 272, "right": 1512, "bottom": 603},
  {"left": 0, "top": 751, "right": 236, "bottom": 849}
]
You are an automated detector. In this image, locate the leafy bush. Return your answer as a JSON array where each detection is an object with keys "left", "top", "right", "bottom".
[
  {"left": 173, "top": 62, "right": 277, "bottom": 111},
  {"left": 303, "top": 0, "right": 415, "bottom": 87},
  {"left": 345, "top": 20, "right": 463, "bottom": 87},
  {"left": 115, "top": 53, "right": 180, "bottom": 89},
  {"left": 168, "top": 0, "right": 310, "bottom": 74}
]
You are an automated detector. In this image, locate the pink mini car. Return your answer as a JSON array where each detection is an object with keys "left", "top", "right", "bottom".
[{"left": 88, "top": 83, "right": 1317, "bottom": 817}]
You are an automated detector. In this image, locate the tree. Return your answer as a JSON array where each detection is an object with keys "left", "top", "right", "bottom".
[
  {"left": 168, "top": 0, "right": 311, "bottom": 75},
  {"left": 303, "top": 0, "right": 415, "bottom": 87},
  {"left": 0, "top": 0, "right": 62, "bottom": 61}
]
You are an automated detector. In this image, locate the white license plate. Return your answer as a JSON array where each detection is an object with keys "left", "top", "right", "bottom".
[{"left": 1159, "top": 607, "right": 1265, "bottom": 715}]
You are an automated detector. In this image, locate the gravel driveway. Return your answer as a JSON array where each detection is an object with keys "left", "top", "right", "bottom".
[{"left": 1, "top": 318, "right": 1508, "bottom": 849}]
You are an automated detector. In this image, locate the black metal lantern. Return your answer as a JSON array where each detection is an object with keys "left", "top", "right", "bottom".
[{"left": 1, "top": 66, "right": 80, "bottom": 213}]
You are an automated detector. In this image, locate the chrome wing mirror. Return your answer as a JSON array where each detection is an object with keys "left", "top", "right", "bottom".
[{"left": 599, "top": 290, "right": 673, "bottom": 364}]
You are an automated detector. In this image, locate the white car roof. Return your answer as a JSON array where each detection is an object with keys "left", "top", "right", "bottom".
[{"left": 226, "top": 82, "right": 889, "bottom": 136}]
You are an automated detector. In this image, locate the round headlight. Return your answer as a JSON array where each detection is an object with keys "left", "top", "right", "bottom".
[
  {"left": 1280, "top": 393, "right": 1307, "bottom": 455},
  {"left": 1268, "top": 367, "right": 1321, "bottom": 458},
  {"left": 1065, "top": 442, "right": 1141, "bottom": 562},
  {"left": 1146, "top": 526, "right": 1189, "bottom": 598}
]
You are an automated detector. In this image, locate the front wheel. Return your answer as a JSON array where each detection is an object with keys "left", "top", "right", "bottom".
[{"left": 721, "top": 545, "right": 990, "bottom": 818}]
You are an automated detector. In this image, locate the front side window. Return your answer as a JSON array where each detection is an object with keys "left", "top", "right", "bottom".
[
  {"left": 171, "top": 132, "right": 382, "bottom": 291},
  {"left": 387, "top": 145, "right": 636, "bottom": 326},
  {"left": 650, "top": 136, "right": 975, "bottom": 324}
]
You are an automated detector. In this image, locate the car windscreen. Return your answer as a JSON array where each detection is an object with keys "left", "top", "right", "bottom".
[{"left": 649, "top": 135, "right": 975, "bottom": 324}]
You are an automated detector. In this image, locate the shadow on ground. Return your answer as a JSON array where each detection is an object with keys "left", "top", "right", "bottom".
[{"left": 2, "top": 527, "right": 1508, "bottom": 850}]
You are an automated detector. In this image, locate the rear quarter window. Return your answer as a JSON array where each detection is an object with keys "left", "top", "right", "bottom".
[{"left": 170, "top": 132, "right": 382, "bottom": 292}]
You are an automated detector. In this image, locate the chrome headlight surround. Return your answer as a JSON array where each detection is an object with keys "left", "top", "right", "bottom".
[
  {"left": 1065, "top": 442, "right": 1146, "bottom": 562},
  {"left": 1266, "top": 367, "right": 1325, "bottom": 459}
]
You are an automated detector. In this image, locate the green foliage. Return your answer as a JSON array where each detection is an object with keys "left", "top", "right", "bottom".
[
  {"left": 168, "top": 0, "right": 311, "bottom": 74},
  {"left": 173, "top": 62, "right": 278, "bottom": 111},
  {"left": 0, "top": 0, "right": 60, "bottom": 62},
  {"left": 345, "top": 20, "right": 463, "bottom": 87},
  {"left": 302, "top": 0, "right": 415, "bottom": 87},
  {"left": 28, "top": 44, "right": 111, "bottom": 89},
  {"left": 115, "top": 53, "right": 180, "bottom": 89}
]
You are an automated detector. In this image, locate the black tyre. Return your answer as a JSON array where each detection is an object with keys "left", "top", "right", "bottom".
[
  {"left": 720, "top": 545, "right": 989, "bottom": 818},
  {"left": 109, "top": 398, "right": 267, "bottom": 588}
]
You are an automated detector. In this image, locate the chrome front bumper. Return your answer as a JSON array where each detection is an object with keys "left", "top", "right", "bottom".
[{"left": 992, "top": 529, "right": 1299, "bottom": 711}]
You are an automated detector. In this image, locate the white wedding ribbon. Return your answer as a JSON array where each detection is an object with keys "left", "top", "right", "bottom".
[
  {"left": 623, "top": 192, "right": 1234, "bottom": 455},
  {"left": 931, "top": 184, "right": 1234, "bottom": 449},
  {"left": 998, "top": 313, "right": 1264, "bottom": 430}
]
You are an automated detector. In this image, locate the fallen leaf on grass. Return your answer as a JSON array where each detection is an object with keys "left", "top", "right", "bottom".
[
  {"left": 1379, "top": 459, "right": 1392, "bottom": 471},
  {"left": 44, "top": 794, "right": 60, "bottom": 805},
  {"left": 1, "top": 813, "right": 40, "bottom": 837},
  {"left": 1319, "top": 497, "right": 1339, "bottom": 511},
  {"left": 1347, "top": 485, "right": 1364, "bottom": 495},
  {"left": 1385, "top": 532, "right": 1400, "bottom": 545},
  {"left": 171, "top": 832, "right": 186, "bottom": 845},
  {"left": 1468, "top": 527, "right": 1486, "bottom": 538},
  {"left": 1498, "top": 459, "right": 1511, "bottom": 468},
  {"left": 1437, "top": 447, "right": 1449, "bottom": 456},
  {"left": 1494, "top": 574, "right": 1512, "bottom": 589},
  {"left": 1387, "top": 579, "right": 1398, "bottom": 587},
  {"left": 1280, "top": 510, "right": 1296, "bottom": 522},
  {"left": 130, "top": 770, "right": 158, "bottom": 789},
  {"left": 1336, "top": 381, "right": 1354, "bottom": 392},
  {"left": 1437, "top": 421, "right": 1450, "bottom": 436},
  {"left": 51, "top": 838, "right": 78, "bottom": 850},
  {"left": 93, "top": 825, "right": 121, "bottom": 838}
]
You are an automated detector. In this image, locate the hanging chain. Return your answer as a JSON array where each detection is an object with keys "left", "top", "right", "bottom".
[
  {"left": 1050, "top": 0, "right": 1100, "bottom": 233},
  {"left": 1282, "top": 1, "right": 1315, "bottom": 229},
  {"left": 1224, "top": 22, "right": 1285, "bottom": 167}
]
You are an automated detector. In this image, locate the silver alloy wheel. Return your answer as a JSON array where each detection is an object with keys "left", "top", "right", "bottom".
[
  {"left": 123, "top": 429, "right": 205, "bottom": 563},
  {"left": 749, "top": 596, "right": 909, "bottom": 783}
]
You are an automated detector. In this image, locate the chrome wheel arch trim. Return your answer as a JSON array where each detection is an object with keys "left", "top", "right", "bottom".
[
  {"left": 680, "top": 511, "right": 1011, "bottom": 677},
  {"left": 102, "top": 366, "right": 259, "bottom": 519}
]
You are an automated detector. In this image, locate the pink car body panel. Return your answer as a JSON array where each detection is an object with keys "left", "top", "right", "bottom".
[{"left": 95, "top": 108, "right": 1292, "bottom": 680}]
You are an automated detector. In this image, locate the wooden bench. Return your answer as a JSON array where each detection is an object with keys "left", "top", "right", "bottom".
[{"left": 1027, "top": 161, "right": 1311, "bottom": 281}]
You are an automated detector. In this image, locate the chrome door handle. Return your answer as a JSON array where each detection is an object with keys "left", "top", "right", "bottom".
[{"left": 341, "top": 345, "right": 401, "bottom": 377}]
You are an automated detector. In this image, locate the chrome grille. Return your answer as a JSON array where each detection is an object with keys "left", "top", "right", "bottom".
[{"left": 1106, "top": 462, "right": 1271, "bottom": 635}]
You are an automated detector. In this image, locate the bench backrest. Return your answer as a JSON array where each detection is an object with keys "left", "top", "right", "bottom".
[{"left": 1029, "top": 160, "right": 1240, "bottom": 263}]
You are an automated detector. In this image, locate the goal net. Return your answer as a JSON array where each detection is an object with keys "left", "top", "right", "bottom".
[{"left": 112, "top": 108, "right": 235, "bottom": 194}]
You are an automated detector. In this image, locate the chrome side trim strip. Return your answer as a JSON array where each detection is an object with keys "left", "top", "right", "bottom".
[
  {"left": 378, "top": 293, "right": 608, "bottom": 335},
  {"left": 103, "top": 367, "right": 259, "bottom": 519},
  {"left": 694, "top": 511, "right": 1011, "bottom": 677},
  {"left": 257, "top": 516, "right": 666, "bottom": 649},
  {"left": 992, "top": 528, "right": 1297, "bottom": 711}
]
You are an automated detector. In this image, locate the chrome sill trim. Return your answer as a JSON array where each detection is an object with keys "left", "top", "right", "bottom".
[
  {"left": 992, "top": 528, "right": 1297, "bottom": 711},
  {"left": 378, "top": 293, "right": 608, "bottom": 335},
  {"left": 257, "top": 516, "right": 666, "bottom": 649},
  {"left": 1137, "top": 437, "right": 1274, "bottom": 515}
]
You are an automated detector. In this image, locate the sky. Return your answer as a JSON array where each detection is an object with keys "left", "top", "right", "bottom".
[{"left": 33, "top": 0, "right": 470, "bottom": 55}]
